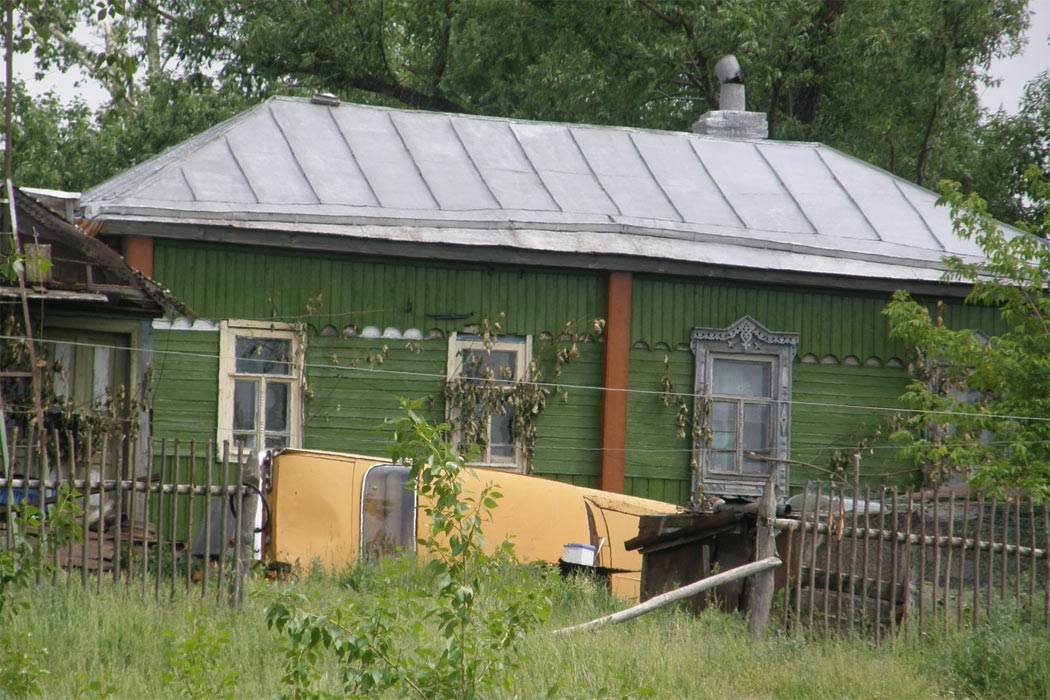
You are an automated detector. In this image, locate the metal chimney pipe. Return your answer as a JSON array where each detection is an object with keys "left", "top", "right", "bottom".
[
  {"left": 692, "top": 54, "right": 768, "bottom": 139},
  {"left": 714, "top": 55, "right": 746, "bottom": 111}
]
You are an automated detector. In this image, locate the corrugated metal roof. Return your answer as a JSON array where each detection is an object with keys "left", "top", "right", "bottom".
[{"left": 82, "top": 97, "right": 1018, "bottom": 283}]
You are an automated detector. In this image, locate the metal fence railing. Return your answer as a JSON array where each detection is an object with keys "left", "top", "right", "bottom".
[
  {"left": 775, "top": 482, "right": 1049, "bottom": 640},
  {"left": 1, "top": 427, "right": 258, "bottom": 606}
]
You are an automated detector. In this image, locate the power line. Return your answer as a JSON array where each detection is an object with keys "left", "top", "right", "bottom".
[{"left": 4, "top": 333, "right": 1050, "bottom": 424}]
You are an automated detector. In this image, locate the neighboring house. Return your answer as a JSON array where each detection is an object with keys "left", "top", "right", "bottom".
[
  {"left": 78, "top": 81, "right": 1009, "bottom": 505},
  {"left": 1, "top": 187, "right": 184, "bottom": 474}
]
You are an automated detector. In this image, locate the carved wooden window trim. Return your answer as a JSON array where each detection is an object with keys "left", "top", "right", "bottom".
[{"left": 691, "top": 316, "right": 798, "bottom": 502}]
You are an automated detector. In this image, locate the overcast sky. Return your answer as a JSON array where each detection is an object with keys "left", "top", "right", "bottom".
[{"left": 8, "top": 4, "right": 1050, "bottom": 115}]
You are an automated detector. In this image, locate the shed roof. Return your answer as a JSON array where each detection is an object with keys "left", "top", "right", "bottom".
[
  {"left": 13, "top": 188, "right": 188, "bottom": 316},
  {"left": 82, "top": 97, "right": 1016, "bottom": 285}
]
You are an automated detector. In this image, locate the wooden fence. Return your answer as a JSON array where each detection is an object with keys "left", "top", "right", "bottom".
[
  {"left": 776, "top": 481, "right": 1049, "bottom": 640},
  {"left": 0, "top": 427, "right": 259, "bottom": 606}
]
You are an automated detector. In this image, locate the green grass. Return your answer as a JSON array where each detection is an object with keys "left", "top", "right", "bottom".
[{"left": 6, "top": 563, "right": 1050, "bottom": 699}]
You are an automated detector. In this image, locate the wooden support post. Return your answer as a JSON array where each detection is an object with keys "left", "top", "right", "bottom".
[
  {"left": 599, "top": 271, "right": 631, "bottom": 493},
  {"left": 748, "top": 474, "right": 778, "bottom": 639}
]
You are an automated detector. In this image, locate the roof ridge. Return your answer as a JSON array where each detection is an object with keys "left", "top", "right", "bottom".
[{"left": 267, "top": 95, "right": 828, "bottom": 147}]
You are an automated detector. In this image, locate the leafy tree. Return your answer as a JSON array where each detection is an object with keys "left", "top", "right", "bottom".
[
  {"left": 6, "top": 0, "right": 1040, "bottom": 224},
  {"left": 883, "top": 169, "right": 1050, "bottom": 496},
  {"left": 10, "top": 76, "right": 248, "bottom": 191},
  {"left": 957, "top": 71, "right": 1050, "bottom": 230}
]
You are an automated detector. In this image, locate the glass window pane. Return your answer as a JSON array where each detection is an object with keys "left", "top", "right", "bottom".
[
  {"left": 235, "top": 337, "right": 293, "bottom": 375},
  {"left": 362, "top": 465, "right": 416, "bottom": 559},
  {"left": 488, "top": 408, "right": 515, "bottom": 463},
  {"left": 265, "top": 382, "right": 289, "bottom": 432},
  {"left": 233, "top": 380, "right": 256, "bottom": 431},
  {"left": 462, "top": 349, "right": 517, "bottom": 381},
  {"left": 712, "top": 359, "right": 772, "bottom": 398},
  {"left": 233, "top": 432, "right": 256, "bottom": 451},
  {"left": 710, "top": 400, "right": 738, "bottom": 472},
  {"left": 743, "top": 403, "right": 771, "bottom": 474},
  {"left": 264, "top": 434, "right": 287, "bottom": 449}
]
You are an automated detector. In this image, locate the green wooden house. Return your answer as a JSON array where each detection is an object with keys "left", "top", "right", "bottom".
[{"left": 77, "top": 86, "right": 1009, "bottom": 505}]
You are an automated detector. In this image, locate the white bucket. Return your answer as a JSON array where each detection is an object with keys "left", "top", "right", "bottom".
[{"left": 562, "top": 543, "right": 596, "bottom": 567}]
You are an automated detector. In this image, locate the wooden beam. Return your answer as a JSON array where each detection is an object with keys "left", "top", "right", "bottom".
[
  {"left": 124, "top": 235, "right": 154, "bottom": 277},
  {"left": 600, "top": 271, "right": 632, "bottom": 493},
  {"left": 553, "top": 556, "right": 783, "bottom": 634}
]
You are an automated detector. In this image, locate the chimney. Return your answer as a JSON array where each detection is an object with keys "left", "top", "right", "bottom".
[{"left": 692, "top": 55, "right": 768, "bottom": 139}]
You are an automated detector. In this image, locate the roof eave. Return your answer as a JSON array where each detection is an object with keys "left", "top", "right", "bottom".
[{"left": 94, "top": 214, "right": 976, "bottom": 299}]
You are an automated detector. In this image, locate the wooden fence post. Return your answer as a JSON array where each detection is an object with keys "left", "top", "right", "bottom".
[{"left": 748, "top": 474, "right": 778, "bottom": 639}]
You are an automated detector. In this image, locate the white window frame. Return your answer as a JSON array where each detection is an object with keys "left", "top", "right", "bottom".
[
  {"left": 218, "top": 320, "right": 304, "bottom": 455},
  {"left": 446, "top": 332, "right": 532, "bottom": 471}
]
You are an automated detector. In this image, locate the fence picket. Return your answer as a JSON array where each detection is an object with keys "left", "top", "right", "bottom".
[
  {"left": 203, "top": 442, "right": 213, "bottom": 599},
  {"left": 1000, "top": 496, "right": 1009, "bottom": 605},
  {"left": 900, "top": 489, "right": 914, "bottom": 637},
  {"left": 155, "top": 439, "right": 165, "bottom": 603},
  {"left": 1028, "top": 497, "right": 1037, "bottom": 623},
  {"left": 943, "top": 494, "right": 955, "bottom": 634},
  {"left": 1014, "top": 497, "right": 1022, "bottom": 606},
  {"left": 807, "top": 483, "right": 820, "bottom": 633},
  {"left": 958, "top": 495, "right": 970, "bottom": 628},
  {"left": 169, "top": 440, "right": 179, "bottom": 601},
  {"left": 217, "top": 442, "right": 230, "bottom": 606},
  {"left": 186, "top": 441, "right": 196, "bottom": 594},
  {"left": 65, "top": 429, "right": 76, "bottom": 588},
  {"left": 874, "top": 486, "right": 886, "bottom": 645},
  {"left": 987, "top": 497, "right": 997, "bottom": 614},
  {"left": 142, "top": 444, "right": 153, "bottom": 598}
]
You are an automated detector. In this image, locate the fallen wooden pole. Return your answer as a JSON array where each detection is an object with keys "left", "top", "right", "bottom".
[{"left": 553, "top": 556, "right": 782, "bottom": 635}]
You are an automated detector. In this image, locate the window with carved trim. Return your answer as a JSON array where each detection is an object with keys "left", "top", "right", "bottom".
[{"left": 692, "top": 316, "right": 798, "bottom": 501}]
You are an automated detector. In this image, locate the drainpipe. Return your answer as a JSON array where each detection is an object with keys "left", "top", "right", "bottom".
[{"left": 599, "top": 272, "right": 632, "bottom": 493}]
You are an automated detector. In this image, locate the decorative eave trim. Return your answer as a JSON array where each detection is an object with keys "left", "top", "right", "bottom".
[{"left": 690, "top": 315, "right": 799, "bottom": 354}]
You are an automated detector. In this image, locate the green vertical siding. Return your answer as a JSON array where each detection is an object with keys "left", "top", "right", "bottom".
[
  {"left": 531, "top": 342, "right": 603, "bottom": 487},
  {"left": 153, "top": 240, "right": 604, "bottom": 337},
  {"left": 791, "top": 363, "right": 914, "bottom": 488},
  {"left": 303, "top": 337, "right": 447, "bottom": 455},
  {"left": 630, "top": 275, "right": 1005, "bottom": 361},
  {"left": 147, "top": 240, "right": 1009, "bottom": 506},
  {"left": 625, "top": 348, "right": 693, "bottom": 503},
  {"left": 625, "top": 348, "right": 920, "bottom": 503},
  {"left": 151, "top": 329, "right": 219, "bottom": 444}
]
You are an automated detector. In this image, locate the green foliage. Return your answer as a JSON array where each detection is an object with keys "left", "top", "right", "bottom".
[
  {"left": 10, "top": 76, "right": 250, "bottom": 192},
  {"left": 8, "top": 0, "right": 1039, "bottom": 225},
  {"left": 266, "top": 400, "right": 550, "bottom": 699},
  {"left": 0, "top": 631, "right": 49, "bottom": 700},
  {"left": 884, "top": 170, "right": 1050, "bottom": 494},
  {"left": 162, "top": 610, "right": 239, "bottom": 699},
  {"left": 0, "top": 247, "right": 52, "bottom": 286},
  {"left": 0, "top": 487, "right": 82, "bottom": 698},
  {"left": 930, "top": 607, "right": 1050, "bottom": 699},
  {"left": 5, "top": 568, "right": 1049, "bottom": 698}
]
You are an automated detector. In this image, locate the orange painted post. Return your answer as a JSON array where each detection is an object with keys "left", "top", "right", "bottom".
[
  {"left": 124, "top": 235, "right": 154, "bottom": 277},
  {"left": 600, "top": 271, "right": 632, "bottom": 494}
]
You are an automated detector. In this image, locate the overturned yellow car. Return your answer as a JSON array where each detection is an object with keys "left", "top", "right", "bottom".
[{"left": 263, "top": 449, "right": 684, "bottom": 599}]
